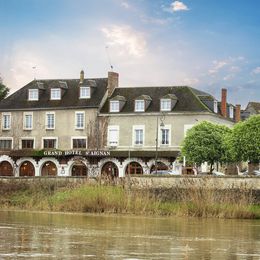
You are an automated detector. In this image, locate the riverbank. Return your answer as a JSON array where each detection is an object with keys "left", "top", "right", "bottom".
[{"left": 0, "top": 179, "right": 259, "bottom": 219}]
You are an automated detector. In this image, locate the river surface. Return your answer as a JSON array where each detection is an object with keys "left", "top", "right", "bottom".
[{"left": 0, "top": 211, "right": 260, "bottom": 259}]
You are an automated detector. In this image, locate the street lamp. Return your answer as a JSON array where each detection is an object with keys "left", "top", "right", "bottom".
[{"left": 155, "top": 114, "right": 165, "bottom": 174}]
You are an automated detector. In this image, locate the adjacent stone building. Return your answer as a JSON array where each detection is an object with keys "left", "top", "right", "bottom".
[{"left": 0, "top": 71, "right": 239, "bottom": 177}]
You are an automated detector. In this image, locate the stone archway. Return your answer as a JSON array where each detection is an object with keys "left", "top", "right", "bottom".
[
  {"left": 41, "top": 161, "right": 57, "bottom": 176},
  {"left": 147, "top": 158, "right": 171, "bottom": 174},
  {"left": 0, "top": 161, "right": 13, "bottom": 176},
  {"left": 150, "top": 161, "right": 169, "bottom": 173},
  {"left": 101, "top": 161, "right": 119, "bottom": 178},
  {"left": 67, "top": 158, "right": 89, "bottom": 177},
  {"left": 71, "top": 161, "right": 88, "bottom": 176},
  {"left": 19, "top": 161, "right": 35, "bottom": 176},
  {"left": 125, "top": 161, "right": 143, "bottom": 175}
]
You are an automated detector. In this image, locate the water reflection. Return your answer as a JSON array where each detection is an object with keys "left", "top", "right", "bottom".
[{"left": 0, "top": 211, "right": 259, "bottom": 259}]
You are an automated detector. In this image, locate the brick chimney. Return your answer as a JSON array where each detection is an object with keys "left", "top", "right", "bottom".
[
  {"left": 107, "top": 71, "right": 119, "bottom": 97},
  {"left": 221, "top": 88, "right": 227, "bottom": 117},
  {"left": 80, "top": 70, "right": 84, "bottom": 84},
  {"left": 235, "top": 104, "right": 241, "bottom": 123}
]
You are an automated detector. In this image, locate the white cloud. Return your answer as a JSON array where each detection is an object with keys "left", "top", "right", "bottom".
[
  {"left": 183, "top": 77, "right": 199, "bottom": 86},
  {"left": 171, "top": 1, "right": 189, "bottom": 12},
  {"left": 223, "top": 74, "right": 234, "bottom": 81},
  {"left": 252, "top": 66, "right": 260, "bottom": 74},
  {"left": 208, "top": 57, "right": 245, "bottom": 75},
  {"left": 121, "top": 1, "right": 130, "bottom": 9},
  {"left": 230, "top": 66, "right": 240, "bottom": 72},
  {"left": 140, "top": 15, "right": 172, "bottom": 25},
  {"left": 101, "top": 25, "right": 147, "bottom": 57},
  {"left": 208, "top": 60, "right": 227, "bottom": 74}
]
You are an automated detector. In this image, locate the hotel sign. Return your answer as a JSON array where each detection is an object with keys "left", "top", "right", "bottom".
[{"left": 43, "top": 150, "right": 110, "bottom": 157}]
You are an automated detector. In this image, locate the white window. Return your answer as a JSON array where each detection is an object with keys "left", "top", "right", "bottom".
[
  {"left": 108, "top": 126, "right": 119, "bottom": 146},
  {"left": 110, "top": 101, "right": 120, "bottom": 112},
  {"left": 80, "top": 87, "right": 90, "bottom": 99},
  {"left": 50, "top": 88, "right": 61, "bottom": 100},
  {"left": 230, "top": 106, "right": 234, "bottom": 118},
  {"left": 42, "top": 137, "right": 58, "bottom": 149},
  {"left": 0, "top": 138, "right": 13, "bottom": 150},
  {"left": 71, "top": 137, "right": 87, "bottom": 149},
  {"left": 133, "top": 125, "right": 144, "bottom": 146},
  {"left": 75, "top": 111, "right": 85, "bottom": 129},
  {"left": 135, "top": 100, "right": 145, "bottom": 112},
  {"left": 45, "top": 112, "right": 55, "bottom": 129},
  {"left": 23, "top": 112, "right": 33, "bottom": 130},
  {"left": 2, "top": 113, "right": 11, "bottom": 130},
  {"left": 160, "top": 99, "right": 171, "bottom": 111},
  {"left": 160, "top": 125, "right": 171, "bottom": 145},
  {"left": 214, "top": 100, "right": 218, "bottom": 113},
  {"left": 20, "top": 138, "right": 35, "bottom": 149},
  {"left": 28, "top": 89, "right": 39, "bottom": 101}
]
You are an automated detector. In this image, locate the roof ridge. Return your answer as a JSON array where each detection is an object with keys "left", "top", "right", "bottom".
[{"left": 116, "top": 85, "right": 188, "bottom": 89}]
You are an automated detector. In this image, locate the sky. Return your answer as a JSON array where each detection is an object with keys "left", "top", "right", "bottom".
[{"left": 0, "top": 0, "right": 260, "bottom": 107}]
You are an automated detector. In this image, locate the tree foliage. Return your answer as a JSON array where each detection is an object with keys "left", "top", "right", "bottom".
[
  {"left": 181, "top": 121, "right": 231, "bottom": 173},
  {"left": 225, "top": 115, "right": 260, "bottom": 163},
  {"left": 0, "top": 79, "right": 9, "bottom": 100}
]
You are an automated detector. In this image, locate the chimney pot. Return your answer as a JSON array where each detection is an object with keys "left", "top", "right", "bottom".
[
  {"left": 107, "top": 71, "right": 119, "bottom": 97},
  {"left": 80, "top": 70, "right": 84, "bottom": 84},
  {"left": 235, "top": 104, "right": 241, "bottom": 123},
  {"left": 221, "top": 88, "right": 227, "bottom": 118}
]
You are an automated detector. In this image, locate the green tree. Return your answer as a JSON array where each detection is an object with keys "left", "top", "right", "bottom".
[
  {"left": 181, "top": 121, "right": 231, "bottom": 174},
  {"left": 225, "top": 115, "right": 260, "bottom": 163},
  {"left": 0, "top": 78, "right": 9, "bottom": 100}
]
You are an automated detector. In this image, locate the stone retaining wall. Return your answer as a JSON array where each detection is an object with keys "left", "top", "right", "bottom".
[
  {"left": 0, "top": 176, "right": 260, "bottom": 190},
  {"left": 128, "top": 176, "right": 260, "bottom": 190}
]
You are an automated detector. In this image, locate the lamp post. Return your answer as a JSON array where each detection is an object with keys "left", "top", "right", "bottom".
[{"left": 155, "top": 114, "right": 165, "bottom": 174}]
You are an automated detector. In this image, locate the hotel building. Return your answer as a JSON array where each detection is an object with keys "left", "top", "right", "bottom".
[{"left": 0, "top": 71, "right": 239, "bottom": 177}]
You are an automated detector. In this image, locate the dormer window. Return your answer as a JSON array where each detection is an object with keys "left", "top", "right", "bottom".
[
  {"left": 135, "top": 100, "right": 145, "bottom": 112},
  {"left": 160, "top": 99, "right": 171, "bottom": 111},
  {"left": 80, "top": 86, "right": 90, "bottom": 99},
  {"left": 110, "top": 101, "right": 120, "bottom": 112},
  {"left": 28, "top": 89, "right": 39, "bottom": 101},
  {"left": 230, "top": 106, "right": 234, "bottom": 118},
  {"left": 214, "top": 100, "right": 218, "bottom": 113},
  {"left": 50, "top": 88, "right": 61, "bottom": 100}
]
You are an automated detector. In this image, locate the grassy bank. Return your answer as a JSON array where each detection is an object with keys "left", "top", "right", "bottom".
[{"left": 0, "top": 179, "right": 259, "bottom": 219}]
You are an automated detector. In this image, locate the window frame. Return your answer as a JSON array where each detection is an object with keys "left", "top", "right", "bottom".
[
  {"left": 110, "top": 101, "right": 120, "bottom": 112},
  {"left": 160, "top": 99, "right": 171, "bottom": 111},
  {"left": 0, "top": 137, "right": 13, "bottom": 150},
  {"left": 160, "top": 125, "right": 171, "bottom": 146},
  {"left": 75, "top": 111, "right": 85, "bottom": 130},
  {"left": 45, "top": 112, "right": 55, "bottom": 130},
  {"left": 42, "top": 137, "right": 58, "bottom": 149},
  {"left": 50, "top": 88, "right": 61, "bottom": 100},
  {"left": 107, "top": 125, "right": 119, "bottom": 147},
  {"left": 135, "top": 100, "right": 145, "bottom": 112},
  {"left": 79, "top": 86, "right": 90, "bottom": 99},
  {"left": 71, "top": 137, "right": 87, "bottom": 149},
  {"left": 20, "top": 137, "right": 35, "bottom": 149},
  {"left": 28, "top": 89, "right": 39, "bottom": 101},
  {"left": 23, "top": 112, "right": 33, "bottom": 130},
  {"left": 2, "top": 112, "right": 11, "bottom": 130},
  {"left": 133, "top": 125, "right": 145, "bottom": 146}
]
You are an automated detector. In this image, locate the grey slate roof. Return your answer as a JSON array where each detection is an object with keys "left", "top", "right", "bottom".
[
  {"left": 246, "top": 102, "right": 260, "bottom": 114},
  {"left": 135, "top": 95, "right": 152, "bottom": 101},
  {"left": 100, "top": 86, "right": 211, "bottom": 113},
  {"left": 0, "top": 78, "right": 108, "bottom": 111}
]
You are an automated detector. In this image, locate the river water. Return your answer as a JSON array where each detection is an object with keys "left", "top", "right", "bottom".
[{"left": 0, "top": 211, "right": 259, "bottom": 259}]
